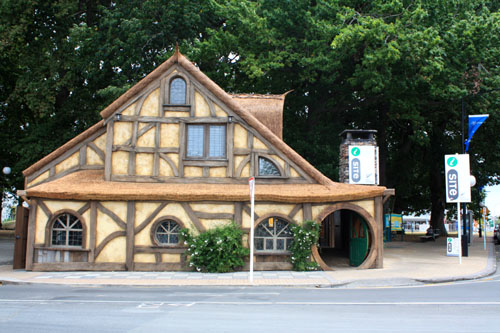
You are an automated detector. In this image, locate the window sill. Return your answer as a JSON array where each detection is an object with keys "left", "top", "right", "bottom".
[
  {"left": 151, "top": 244, "right": 187, "bottom": 249},
  {"left": 183, "top": 159, "right": 228, "bottom": 167},
  {"left": 255, "top": 251, "right": 291, "bottom": 256},
  {"left": 36, "top": 246, "right": 90, "bottom": 252},
  {"left": 256, "top": 175, "right": 289, "bottom": 179},
  {"left": 163, "top": 104, "right": 191, "bottom": 112}
]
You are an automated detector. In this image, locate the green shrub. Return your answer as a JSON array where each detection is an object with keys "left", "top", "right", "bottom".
[
  {"left": 289, "top": 220, "right": 320, "bottom": 271},
  {"left": 180, "top": 223, "right": 249, "bottom": 273}
]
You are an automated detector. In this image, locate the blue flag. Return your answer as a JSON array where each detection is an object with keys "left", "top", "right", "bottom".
[{"left": 465, "top": 114, "right": 489, "bottom": 152}]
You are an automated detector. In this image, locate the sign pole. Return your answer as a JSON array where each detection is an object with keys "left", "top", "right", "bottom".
[
  {"left": 249, "top": 177, "right": 255, "bottom": 284},
  {"left": 483, "top": 207, "right": 487, "bottom": 251},
  {"left": 457, "top": 202, "right": 462, "bottom": 264}
]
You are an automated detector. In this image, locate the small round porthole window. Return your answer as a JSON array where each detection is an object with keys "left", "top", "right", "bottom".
[{"left": 154, "top": 220, "right": 180, "bottom": 246}]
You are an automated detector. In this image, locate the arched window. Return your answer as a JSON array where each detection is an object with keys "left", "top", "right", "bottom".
[
  {"left": 255, "top": 217, "right": 293, "bottom": 252},
  {"left": 154, "top": 219, "right": 181, "bottom": 245},
  {"left": 169, "top": 77, "right": 186, "bottom": 104},
  {"left": 51, "top": 213, "right": 83, "bottom": 247},
  {"left": 258, "top": 157, "right": 281, "bottom": 176}
]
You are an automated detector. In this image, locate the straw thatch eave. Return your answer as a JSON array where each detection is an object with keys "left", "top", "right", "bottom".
[{"left": 25, "top": 170, "right": 386, "bottom": 203}]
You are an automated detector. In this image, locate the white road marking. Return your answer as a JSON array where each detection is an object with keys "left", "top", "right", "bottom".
[{"left": 0, "top": 299, "right": 499, "bottom": 306}]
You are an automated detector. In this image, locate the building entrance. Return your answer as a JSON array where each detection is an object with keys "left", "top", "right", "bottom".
[{"left": 318, "top": 209, "right": 370, "bottom": 268}]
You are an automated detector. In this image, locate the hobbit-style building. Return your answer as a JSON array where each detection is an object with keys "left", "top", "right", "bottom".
[{"left": 19, "top": 49, "right": 393, "bottom": 272}]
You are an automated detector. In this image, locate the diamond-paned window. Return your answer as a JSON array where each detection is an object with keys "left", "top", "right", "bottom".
[
  {"left": 258, "top": 157, "right": 281, "bottom": 176},
  {"left": 255, "top": 217, "right": 293, "bottom": 253},
  {"left": 155, "top": 220, "right": 180, "bottom": 245},
  {"left": 51, "top": 213, "right": 83, "bottom": 247}
]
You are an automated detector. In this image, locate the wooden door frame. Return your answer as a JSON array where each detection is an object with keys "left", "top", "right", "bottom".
[
  {"left": 312, "top": 201, "right": 380, "bottom": 271},
  {"left": 13, "top": 206, "right": 29, "bottom": 269}
]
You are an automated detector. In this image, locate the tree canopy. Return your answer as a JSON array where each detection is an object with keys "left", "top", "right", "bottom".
[{"left": 1, "top": 0, "right": 499, "bottom": 229}]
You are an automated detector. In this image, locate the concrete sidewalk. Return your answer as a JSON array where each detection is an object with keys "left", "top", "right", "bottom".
[{"left": 0, "top": 235, "right": 496, "bottom": 288}]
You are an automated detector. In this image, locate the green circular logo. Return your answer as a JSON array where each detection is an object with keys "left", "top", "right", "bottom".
[
  {"left": 447, "top": 157, "right": 458, "bottom": 167},
  {"left": 351, "top": 147, "right": 360, "bottom": 156}
]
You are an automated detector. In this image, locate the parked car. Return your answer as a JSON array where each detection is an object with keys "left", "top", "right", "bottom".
[{"left": 494, "top": 225, "right": 500, "bottom": 244}]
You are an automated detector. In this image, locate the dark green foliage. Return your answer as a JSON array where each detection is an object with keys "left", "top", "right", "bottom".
[
  {"left": 1, "top": 0, "right": 500, "bottom": 230},
  {"left": 180, "top": 223, "right": 249, "bottom": 273},
  {"left": 289, "top": 221, "right": 320, "bottom": 271}
]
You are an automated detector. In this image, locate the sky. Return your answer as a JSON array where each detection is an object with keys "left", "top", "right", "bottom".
[{"left": 484, "top": 184, "right": 500, "bottom": 218}]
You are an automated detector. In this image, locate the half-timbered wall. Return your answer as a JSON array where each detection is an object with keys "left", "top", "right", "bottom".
[
  {"left": 25, "top": 131, "right": 106, "bottom": 189},
  {"left": 103, "top": 65, "right": 311, "bottom": 184},
  {"left": 26, "top": 196, "right": 380, "bottom": 271}
]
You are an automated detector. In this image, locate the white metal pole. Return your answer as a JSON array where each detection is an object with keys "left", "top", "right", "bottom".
[
  {"left": 249, "top": 177, "right": 255, "bottom": 284},
  {"left": 483, "top": 208, "right": 486, "bottom": 251},
  {"left": 457, "top": 202, "right": 462, "bottom": 264}
]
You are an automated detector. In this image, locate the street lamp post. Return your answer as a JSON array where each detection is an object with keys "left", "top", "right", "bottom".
[{"left": 1, "top": 166, "right": 11, "bottom": 230}]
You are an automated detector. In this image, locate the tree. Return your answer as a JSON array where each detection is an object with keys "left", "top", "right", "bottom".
[
  {"left": 1, "top": 0, "right": 499, "bottom": 235},
  {"left": 327, "top": 0, "right": 500, "bottom": 233}
]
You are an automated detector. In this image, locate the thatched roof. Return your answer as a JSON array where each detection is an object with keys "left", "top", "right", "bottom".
[
  {"left": 231, "top": 93, "right": 287, "bottom": 139},
  {"left": 98, "top": 50, "right": 335, "bottom": 186},
  {"left": 25, "top": 170, "right": 386, "bottom": 203},
  {"left": 23, "top": 49, "right": 335, "bottom": 187},
  {"left": 23, "top": 120, "right": 105, "bottom": 177}
]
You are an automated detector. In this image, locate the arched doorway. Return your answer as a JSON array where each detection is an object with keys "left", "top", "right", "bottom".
[{"left": 312, "top": 203, "right": 378, "bottom": 270}]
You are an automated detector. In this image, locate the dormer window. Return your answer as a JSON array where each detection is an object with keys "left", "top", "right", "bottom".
[{"left": 169, "top": 77, "right": 187, "bottom": 104}]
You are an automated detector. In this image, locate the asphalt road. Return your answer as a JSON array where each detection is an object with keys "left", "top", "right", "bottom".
[
  {"left": 0, "top": 242, "right": 498, "bottom": 332},
  {"left": 1, "top": 271, "right": 500, "bottom": 332}
]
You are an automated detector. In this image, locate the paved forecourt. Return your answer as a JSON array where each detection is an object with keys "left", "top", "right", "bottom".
[{"left": 0, "top": 235, "right": 496, "bottom": 287}]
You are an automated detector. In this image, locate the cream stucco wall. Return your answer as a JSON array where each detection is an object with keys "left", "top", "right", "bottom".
[
  {"left": 200, "top": 219, "right": 232, "bottom": 230},
  {"left": 134, "top": 254, "right": 156, "bottom": 263},
  {"left": 112, "top": 151, "right": 129, "bottom": 175},
  {"left": 159, "top": 158, "right": 175, "bottom": 177},
  {"left": 184, "top": 166, "right": 203, "bottom": 177},
  {"left": 93, "top": 133, "right": 107, "bottom": 152},
  {"left": 160, "top": 124, "right": 179, "bottom": 147},
  {"left": 234, "top": 124, "right": 248, "bottom": 149},
  {"left": 113, "top": 122, "right": 132, "bottom": 145},
  {"left": 134, "top": 202, "right": 162, "bottom": 247},
  {"left": 121, "top": 102, "right": 137, "bottom": 116},
  {"left": 241, "top": 203, "right": 298, "bottom": 229},
  {"left": 140, "top": 89, "right": 160, "bottom": 117},
  {"left": 27, "top": 170, "right": 49, "bottom": 188},
  {"left": 253, "top": 137, "right": 268, "bottom": 150},
  {"left": 35, "top": 200, "right": 88, "bottom": 247},
  {"left": 136, "top": 153, "right": 154, "bottom": 176},
  {"left": 137, "top": 127, "right": 156, "bottom": 147},
  {"left": 86, "top": 147, "right": 103, "bottom": 166},
  {"left": 214, "top": 104, "right": 227, "bottom": 117},
  {"left": 96, "top": 237, "right": 126, "bottom": 263},
  {"left": 162, "top": 253, "right": 181, "bottom": 263},
  {"left": 311, "top": 200, "right": 375, "bottom": 222},
  {"left": 194, "top": 91, "right": 210, "bottom": 117},
  {"left": 55, "top": 152, "right": 79, "bottom": 174},
  {"left": 209, "top": 167, "right": 226, "bottom": 178},
  {"left": 94, "top": 201, "right": 127, "bottom": 263}
]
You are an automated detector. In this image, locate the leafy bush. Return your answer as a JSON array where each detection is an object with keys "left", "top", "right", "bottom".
[
  {"left": 289, "top": 220, "right": 320, "bottom": 271},
  {"left": 180, "top": 223, "right": 249, "bottom": 273}
]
